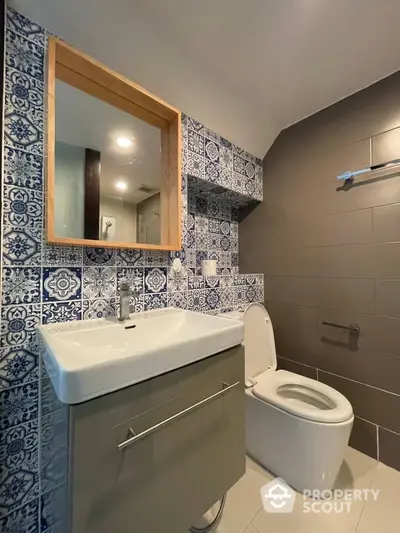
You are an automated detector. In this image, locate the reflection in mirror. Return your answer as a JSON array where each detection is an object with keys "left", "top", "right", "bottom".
[{"left": 54, "top": 80, "right": 161, "bottom": 245}]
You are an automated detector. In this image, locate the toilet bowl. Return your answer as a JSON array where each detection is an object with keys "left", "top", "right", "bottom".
[{"left": 220, "top": 303, "right": 354, "bottom": 493}]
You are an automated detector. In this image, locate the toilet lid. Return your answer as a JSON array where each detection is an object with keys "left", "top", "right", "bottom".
[{"left": 242, "top": 303, "right": 277, "bottom": 380}]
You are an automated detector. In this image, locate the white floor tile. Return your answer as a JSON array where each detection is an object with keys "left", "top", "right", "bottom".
[
  {"left": 214, "top": 465, "right": 274, "bottom": 533},
  {"left": 357, "top": 462, "right": 400, "bottom": 533}
]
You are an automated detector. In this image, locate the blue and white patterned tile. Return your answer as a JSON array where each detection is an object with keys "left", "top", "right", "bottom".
[
  {"left": 40, "top": 410, "right": 68, "bottom": 495},
  {"left": 0, "top": 344, "right": 38, "bottom": 389},
  {"left": 205, "top": 289, "right": 220, "bottom": 311},
  {"left": 2, "top": 267, "right": 41, "bottom": 305},
  {"left": 3, "top": 225, "right": 41, "bottom": 266},
  {"left": 187, "top": 212, "right": 195, "bottom": 232},
  {"left": 220, "top": 137, "right": 232, "bottom": 150},
  {"left": 188, "top": 275, "right": 204, "bottom": 290},
  {"left": 0, "top": 419, "right": 38, "bottom": 472},
  {"left": 187, "top": 289, "right": 206, "bottom": 312},
  {"left": 204, "top": 276, "right": 220, "bottom": 289},
  {"left": 116, "top": 249, "right": 143, "bottom": 267},
  {"left": 186, "top": 116, "right": 204, "bottom": 133},
  {"left": 185, "top": 249, "right": 196, "bottom": 270},
  {"left": 220, "top": 235, "right": 230, "bottom": 251},
  {"left": 217, "top": 267, "right": 231, "bottom": 276},
  {"left": 144, "top": 267, "right": 167, "bottom": 293},
  {"left": 187, "top": 153, "right": 205, "bottom": 179},
  {"left": 143, "top": 250, "right": 168, "bottom": 267},
  {"left": 167, "top": 268, "right": 188, "bottom": 292},
  {"left": 42, "top": 243, "right": 82, "bottom": 267},
  {"left": 231, "top": 252, "right": 239, "bottom": 267},
  {"left": 185, "top": 229, "right": 196, "bottom": 249},
  {"left": 207, "top": 253, "right": 220, "bottom": 269},
  {"left": 0, "top": 498, "right": 39, "bottom": 533},
  {"left": 205, "top": 161, "right": 219, "bottom": 183},
  {"left": 244, "top": 160, "right": 256, "bottom": 179},
  {"left": 233, "top": 154, "right": 245, "bottom": 175},
  {"left": 82, "top": 267, "right": 115, "bottom": 300},
  {"left": 218, "top": 251, "right": 231, "bottom": 269},
  {"left": 207, "top": 199, "right": 221, "bottom": 219},
  {"left": 40, "top": 484, "right": 68, "bottom": 533},
  {"left": 5, "top": 31, "right": 44, "bottom": 90},
  {"left": 204, "top": 139, "right": 219, "bottom": 163},
  {"left": 82, "top": 299, "right": 116, "bottom": 320},
  {"left": 0, "top": 463, "right": 39, "bottom": 517},
  {"left": 4, "top": 147, "right": 43, "bottom": 190},
  {"left": 220, "top": 288, "right": 234, "bottom": 309},
  {"left": 219, "top": 219, "right": 231, "bottom": 235},
  {"left": 5, "top": 67, "right": 44, "bottom": 126},
  {"left": 203, "top": 127, "right": 220, "bottom": 144},
  {"left": 235, "top": 286, "right": 250, "bottom": 307},
  {"left": 3, "top": 186, "right": 42, "bottom": 228},
  {"left": 0, "top": 382, "right": 38, "bottom": 431},
  {"left": 187, "top": 129, "right": 204, "bottom": 156},
  {"left": 208, "top": 218, "right": 219, "bottom": 234},
  {"left": 207, "top": 233, "right": 221, "bottom": 251},
  {"left": 4, "top": 110, "right": 43, "bottom": 154},
  {"left": 116, "top": 267, "right": 143, "bottom": 293},
  {"left": 43, "top": 267, "right": 81, "bottom": 302},
  {"left": 143, "top": 293, "right": 167, "bottom": 311},
  {"left": 220, "top": 276, "right": 234, "bottom": 289},
  {"left": 194, "top": 213, "right": 208, "bottom": 233},
  {"left": 42, "top": 302, "right": 82, "bottom": 325},
  {"left": 7, "top": 7, "right": 45, "bottom": 47},
  {"left": 167, "top": 291, "right": 187, "bottom": 310},
  {"left": 195, "top": 231, "right": 208, "bottom": 250},
  {"left": 1, "top": 304, "right": 40, "bottom": 347},
  {"left": 83, "top": 247, "right": 115, "bottom": 266}
]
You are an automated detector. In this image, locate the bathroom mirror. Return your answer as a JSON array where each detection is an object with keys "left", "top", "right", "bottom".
[{"left": 47, "top": 38, "right": 181, "bottom": 250}]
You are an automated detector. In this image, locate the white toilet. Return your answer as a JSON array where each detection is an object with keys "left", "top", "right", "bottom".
[{"left": 220, "top": 303, "right": 354, "bottom": 493}]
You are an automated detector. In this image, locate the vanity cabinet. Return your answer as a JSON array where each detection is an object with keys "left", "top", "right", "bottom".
[{"left": 59, "top": 345, "right": 244, "bottom": 533}]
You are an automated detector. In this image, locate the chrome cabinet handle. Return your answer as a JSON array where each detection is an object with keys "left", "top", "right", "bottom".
[{"left": 118, "top": 380, "right": 241, "bottom": 450}]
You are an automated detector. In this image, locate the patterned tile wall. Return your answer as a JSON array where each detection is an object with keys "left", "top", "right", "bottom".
[{"left": 0, "top": 7, "right": 264, "bottom": 532}]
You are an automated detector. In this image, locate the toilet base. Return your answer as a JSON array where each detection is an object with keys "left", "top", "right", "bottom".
[{"left": 245, "top": 389, "right": 354, "bottom": 493}]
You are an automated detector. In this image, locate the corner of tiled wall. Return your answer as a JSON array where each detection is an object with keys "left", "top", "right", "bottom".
[{"left": 0, "top": 6, "right": 264, "bottom": 532}]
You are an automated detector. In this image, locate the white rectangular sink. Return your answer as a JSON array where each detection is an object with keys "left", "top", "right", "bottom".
[{"left": 38, "top": 307, "right": 244, "bottom": 404}]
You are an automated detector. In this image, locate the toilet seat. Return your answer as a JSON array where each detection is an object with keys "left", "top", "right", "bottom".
[{"left": 252, "top": 369, "right": 353, "bottom": 424}]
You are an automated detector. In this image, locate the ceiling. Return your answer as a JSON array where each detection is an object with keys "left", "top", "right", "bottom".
[
  {"left": 55, "top": 80, "right": 161, "bottom": 204},
  {"left": 12, "top": 0, "right": 400, "bottom": 158}
]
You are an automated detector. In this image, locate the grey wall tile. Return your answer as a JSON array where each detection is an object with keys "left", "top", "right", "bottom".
[
  {"left": 315, "top": 244, "right": 376, "bottom": 278},
  {"left": 318, "top": 371, "right": 400, "bottom": 434},
  {"left": 316, "top": 278, "right": 374, "bottom": 314},
  {"left": 374, "top": 203, "right": 400, "bottom": 242},
  {"left": 266, "top": 301, "right": 319, "bottom": 367},
  {"left": 379, "top": 427, "right": 400, "bottom": 471},
  {"left": 240, "top": 69, "right": 400, "bottom": 471},
  {"left": 375, "top": 280, "right": 400, "bottom": 318},
  {"left": 348, "top": 417, "right": 378, "bottom": 460},
  {"left": 265, "top": 277, "right": 317, "bottom": 307},
  {"left": 372, "top": 126, "right": 400, "bottom": 166},
  {"left": 314, "top": 175, "right": 400, "bottom": 216},
  {"left": 268, "top": 245, "right": 316, "bottom": 277},
  {"left": 312, "top": 209, "right": 374, "bottom": 247},
  {"left": 277, "top": 356, "right": 318, "bottom": 379},
  {"left": 317, "top": 308, "right": 400, "bottom": 358}
]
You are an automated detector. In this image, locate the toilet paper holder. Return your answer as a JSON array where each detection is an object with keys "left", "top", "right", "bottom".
[{"left": 322, "top": 321, "right": 360, "bottom": 335}]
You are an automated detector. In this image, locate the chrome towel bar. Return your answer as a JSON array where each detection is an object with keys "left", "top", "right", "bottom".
[
  {"left": 118, "top": 380, "right": 241, "bottom": 450},
  {"left": 322, "top": 321, "right": 360, "bottom": 334}
]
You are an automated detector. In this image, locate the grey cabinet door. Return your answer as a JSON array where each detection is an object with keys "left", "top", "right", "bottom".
[{"left": 69, "top": 346, "right": 245, "bottom": 533}]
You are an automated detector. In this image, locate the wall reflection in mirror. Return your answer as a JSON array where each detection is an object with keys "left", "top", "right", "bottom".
[{"left": 54, "top": 80, "right": 162, "bottom": 245}]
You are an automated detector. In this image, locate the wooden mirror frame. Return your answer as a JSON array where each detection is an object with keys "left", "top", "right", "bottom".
[{"left": 46, "top": 37, "right": 181, "bottom": 251}]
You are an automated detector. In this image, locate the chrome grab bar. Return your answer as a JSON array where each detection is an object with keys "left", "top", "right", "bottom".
[
  {"left": 118, "top": 380, "right": 241, "bottom": 450},
  {"left": 322, "top": 321, "right": 360, "bottom": 334}
]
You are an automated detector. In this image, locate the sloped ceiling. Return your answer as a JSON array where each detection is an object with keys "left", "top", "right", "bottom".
[{"left": 10, "top": 0, "right": 400, "bottom": 158}]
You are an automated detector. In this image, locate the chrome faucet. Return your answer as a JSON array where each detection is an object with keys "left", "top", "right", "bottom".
[{"left": 118, "top": 282, "right": 133, "bottom": 321}]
